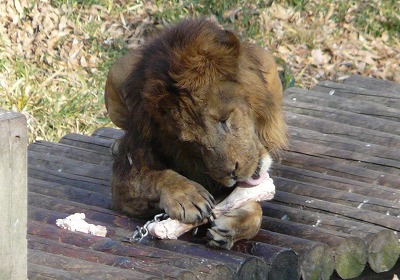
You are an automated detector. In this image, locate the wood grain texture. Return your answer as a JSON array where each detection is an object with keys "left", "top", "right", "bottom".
[{"left": 0, "top": 109, "right": 27, "bottom": 280}]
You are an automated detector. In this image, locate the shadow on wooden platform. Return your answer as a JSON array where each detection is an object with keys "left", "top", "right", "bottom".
[{"left": 27, "top": 76, "right": 400, "bottom": 280}]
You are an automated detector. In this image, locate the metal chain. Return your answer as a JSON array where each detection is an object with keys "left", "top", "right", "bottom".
[{"left": 122, "top": 213, "right": 169, "bottom": 243}]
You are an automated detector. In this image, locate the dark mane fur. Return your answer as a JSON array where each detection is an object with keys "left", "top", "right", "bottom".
[{"left": 115, "top": 19, "right": 243, "bottom": 182}]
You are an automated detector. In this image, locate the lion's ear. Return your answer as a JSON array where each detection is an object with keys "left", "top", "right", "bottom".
[
  {"left": 217, "top": 30, "right": 241, "bottom": 54},
  {"left": 105, "top": 51, "right": 141, "bottom": 130}
]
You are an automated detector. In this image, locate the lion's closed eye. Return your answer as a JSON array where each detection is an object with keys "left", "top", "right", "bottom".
[{"left": 219, "top": 118, "right": 229, "bottom": 132}]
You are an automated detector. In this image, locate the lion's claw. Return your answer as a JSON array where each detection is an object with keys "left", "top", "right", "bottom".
[
  {"left": 206, "top": 226, "right": 234, "bottom": 250},
  {"left": 160, "top": 183, "right": 214, "bottom": 224}
]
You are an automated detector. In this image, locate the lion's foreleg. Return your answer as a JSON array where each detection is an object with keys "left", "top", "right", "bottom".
[{"left": 112, "top": 168, "right": 215, "bottom": 224}]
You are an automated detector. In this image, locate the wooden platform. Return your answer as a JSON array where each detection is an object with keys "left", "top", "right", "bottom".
[{"left": 27, "top": 75, "right": 400, "bottom": 280}]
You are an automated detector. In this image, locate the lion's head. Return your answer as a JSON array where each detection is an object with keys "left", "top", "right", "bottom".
[{"left": 106, "top": 19, "right": 287, "bottom": 189}]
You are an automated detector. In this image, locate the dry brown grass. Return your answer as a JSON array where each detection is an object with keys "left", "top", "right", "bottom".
[{"left": 1, "top": 0, "right": 399, "bottom": 142}]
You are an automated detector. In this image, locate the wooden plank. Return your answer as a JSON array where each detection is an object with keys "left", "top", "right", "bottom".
[
  {"left": 284, "top": 100, "right": 400, "bottom": 137},
  {"left": 29, "top": 166, "right": 110, "bottom": 190},
  {"left": 28, "top": 150, "right": 112, "bottom": 182},
  {"left": 59, "top": 133, "right": 114, "bottom": 155},
  {"left": 285, "top": 87, "right": 400, "bottom": 122},
  {"left": 232, "top": 241, "right": 300, "bottom": 280},
  {"left": 27, "top": 220, "right": 237, "bottom": 278},
  {"left": 313, "top": 81, "right": 400, "bottom": 109},
  {"left": 344, "top": 75, "right": 400, "bottom": 95},
  {"left": 28, "top": 249, "right": 153, "bottom": 279},
  {"left": 28, "top": 190, "right": 293, "bottom": 279},
  {"left": 29, "top": 175, "right": 110, "bottom": 195},
  {"left": 271, "top": 164, "right": 400, "bottom": 203},
  {"left": 287, "top": 126, "right": 400, "bottom": 161},
  {"left": 273, "top": 177, "right": 400, "bottom": 216},
  {"left": 92, "top": 127, "right": 125, "bottom": 140},
  {"left": 29, "top": 178, "right": 112, "bottom": 209},
  {"left": 251, "top": 230, "right": 335, "bottom": 280},
  {"left": 28, "top": 191, "right": 123, "bottom": 222},
  {"left": 285, "top": 112, "right": 400, "bottom": 148},
  {"left": 29, "top": 141, "right": 114, "bottom": 167},
  {"left": 280, "top": 150, "right": 400, "bottom": 186},
  {"left": 29, "top": 263, "right": 98, "bottom": 280},
  {"left": 331, "top": 260, "right": 400, "bottom": 280},
  {"left": 140, "top": 238, "right": 269, "bottom": 279},
  {"left": 272, "top": 191, "right": 400, "bottom": 232},
  {"left": 262, "top": 203, "right": 400, "bottom": 273},
  {"left": 28, "top": 205, "right": 129, "bottom": 237},
  {"left": 0, "top": 109, "right": 27, "bottom": 280},
  {"left": 28, "top": 235, "right": 198, "bottom": 279},
  {"left": 261, "top": 217, "right": 367, "bottom": 279},
  {"left": 287, "top": 139, "right": 400, "bottom": 175}
]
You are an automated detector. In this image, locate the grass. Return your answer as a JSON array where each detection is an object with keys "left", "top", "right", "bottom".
[{"left": 0, "top": 0, "right": 399, "bottom": 142}]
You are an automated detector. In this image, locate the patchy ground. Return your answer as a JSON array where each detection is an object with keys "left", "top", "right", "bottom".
[{"left": 1, "top": 0, "right": 399, "bottom": 141}]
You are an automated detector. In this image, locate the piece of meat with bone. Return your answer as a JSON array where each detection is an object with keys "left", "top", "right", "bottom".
[{"left": 148, "top": 174, "right": 275, "bottom": 239}]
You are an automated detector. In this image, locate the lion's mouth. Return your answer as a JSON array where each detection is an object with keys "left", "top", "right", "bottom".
[
  {"left": 243, "top": 171, "right": 270, "bottom": 186},
  {"left": 238, "top": 159, "right": 270, "bottom": 186},
  {"left": 251, "top": 159, "right": 262, "bottom": 180}
]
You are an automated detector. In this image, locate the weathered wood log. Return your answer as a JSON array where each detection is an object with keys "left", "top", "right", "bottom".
[
  {"left": 273, "top": 191, "right": 400, "bottom": 232},
  {"left": 28, "top": 150, "right": 112, "bottom": 182},
  {"left": 285, "top": 99, "right": 400, "bottom": 137},
  {"left": 30, "top": 174, "right": 110, "bottom": 195},
  {"left": 28, "top": 205, "right": 129, "bottom": 237},
  {"left": 28, "top": 191, "right": 161, "bottom": 240},
  {"left": 28, "top": 192, "right": 289, "bottom": 279},
  {"left": 262, "top": 202, "right": 400, "bottom": 273},
  {"left": 287, "top": 139, "right": 400, "bottom": 175},
  {"left": 28, "top": 192, "right": 123, "bottom": 226},
  {"left": 250, "top": 229, "right": 335, "bottom": 280},
  {"left": 0, "top": 109, "right": 27, "bottom": 280},
  {"left": 29, "top": 263, "right": 98, "bottom": 280},
  {"left": 287, "top": 126, "right": 400, "bottom": 166},
  {"left": 141, "top": 238, "right": 268, "bottom": 280},
  {"left": 274, "top": 177, "right": 400, "bottom": 216},
  {"left": 232, "top": 240, "right": 300, "bottom": 280},
  {"left": 28, "top": 220, "right": 231, "bottom": 278},
  {"left": 271, "top": 164, "right": 400, "bottom": 203},
  {"left": 344, "top": 75, "right": 400, "bottom": 95},
  {"left": 29, "top": 249, "right": 154, "bottom": 279},
  {"left": 92, "top": 127, "right": 125, "bottom": 140},
  {"left": 261, "top": 216, "right": 367, "bottom": 279},
  {"left": 29, "top": 141, "right": 114, "bottom": 167},
  {"left": 280, "top": 149, "right": 400, "bottom": 186},
  {"left": 313, "top": 80, "right": 400, "bottom": 110},
  {"left": 284, "top": 87, "right": 400, "bottom": 122},
  {"left": 29, "top": 177, "right": 112, "bottom": 208},
  {"left": 29, "top": 166, "right": 110, "bottom": 191},
  {"left": 367, "top": 230, "right": 400, "bottom": 274},
  {"left": 285, "top": 111, "right": 400, "bottom": 148},
  {"left": 28, "top": 235, "right": 197, "bottom": 279},
  {"left": 59, "top": 133, "right": 114, "bottom": 155}
]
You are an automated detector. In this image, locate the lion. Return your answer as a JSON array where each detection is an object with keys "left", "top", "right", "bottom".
[{"left": 105, "top": 19, "right": 287, "bottom": 249}]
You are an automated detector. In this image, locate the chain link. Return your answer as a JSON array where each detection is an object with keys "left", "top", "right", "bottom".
[{"left": 122, "top": 213, "right": 169, "bottom": 243}]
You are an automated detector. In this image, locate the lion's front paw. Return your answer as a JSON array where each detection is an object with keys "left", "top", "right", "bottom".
[
  {"left": 206, "top": 219, "right": 235, "bottom": 249},
  {"left": 160, "top": 182, "right": 215, "bottom": 224},
  {"left": 206, "top": 202, "right": 262, "bottom": 249}
]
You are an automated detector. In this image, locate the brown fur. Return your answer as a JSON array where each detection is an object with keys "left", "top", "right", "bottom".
[{"left": 105, "top": 19, "right": 287, "bottom": 249}]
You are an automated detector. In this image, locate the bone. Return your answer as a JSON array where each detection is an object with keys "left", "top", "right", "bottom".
[{"left": 148, "top": 176, "right": 276, "bottom": 239}]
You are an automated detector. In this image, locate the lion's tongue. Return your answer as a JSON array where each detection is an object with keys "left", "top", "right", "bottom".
[{"left": 243, "top": 171, "right": 270, "bottom": 186}]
